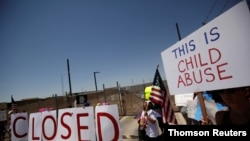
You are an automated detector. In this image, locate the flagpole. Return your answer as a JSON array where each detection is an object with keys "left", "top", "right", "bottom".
[{"left": 150, "top": 65, "right": 177, "bottom": 125}]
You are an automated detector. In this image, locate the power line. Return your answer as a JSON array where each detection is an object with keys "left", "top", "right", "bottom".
[
  {"left": 218, "top": 0, "right": 242, "bottom": 16},
  {"left": 203, "top": 0, "right": 218, "bottom": 25},
  {"left": 218, "top": 0, "right": 231, "bottom": 15}
]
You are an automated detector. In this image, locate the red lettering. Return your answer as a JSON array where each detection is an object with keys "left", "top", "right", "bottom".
[
  {"left": 178, "top": 53, "right": 210, "bottom": 73},
  {"left": 184, "top": 73, "right": 193, "bottom": 86},
  {"left": 194, "top": 54, "right": 199, "bottom": 68},
  {"left": 204, "top": 67, "right": 215, "bottom": 82},
  {"left": 198, "top": 53, "right": 208, "bottom": 67},
  {"left": 177, "top": 75, "right": 186, "bottom": 88},
  {"left": 209, "top": 48, "right": 221, "bottom": 64},
  {"left": 61, "top": 112, "right": 73, "bottom": 139},
  {"left": 96, "top": 112, "right": 119, "bottom": 141},
  {"left": 193, "top": 70, "right": 202, "bottom": 84},
  {"left": 13, "top": 116, "right": 27, "bottom": 138},
  {"left": 13, "top": 108, "right": 122, "bottom": 141},
  {"left": 185, "top": 56, "right": 194, "bottom": 70},
  {"left": 217, "top": 63, "right": 233, "bottom": 80},
  {"left": 32, "top": 117, "right": 40, "bottom": 140},
  {"left": 42, "top": 115, "right": 57, "bottom": 140},
  {"left": 177, "top": 63, "right": 230, "bottom": 87},
  {"left": 76, "top": 113, "right": 89, "bottom": 141},
  {"left": 176, "top": 48, "right": 232, "bottom": 88},
  {"left": 178, "top": 60, "right": 185, "bottom": 72}
]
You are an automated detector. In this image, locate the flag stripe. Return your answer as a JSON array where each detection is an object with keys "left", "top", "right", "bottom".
[
  {"left": 11, "top": 104, "right": 17, "bottom": 110},
  {"left": 11, "top": 95, "right": 19, "bottom": 113},
  {"left": 149, "top": 68, "right": 177, "bottom": 124},
  {"left": 163, "top": 92, "right": 176, "bottom": 124},
  {"left": 150, "top": 86, "right": 164, "bottom": 104}
]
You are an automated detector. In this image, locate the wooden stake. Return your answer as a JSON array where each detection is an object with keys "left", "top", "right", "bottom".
[{"left": 197, "top": 92, "right": 208, "bottom": 123}]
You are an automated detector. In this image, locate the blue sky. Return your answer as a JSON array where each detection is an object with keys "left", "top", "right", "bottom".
[{"left": 0, "top": 0, "right": 244, "bottom": 102}]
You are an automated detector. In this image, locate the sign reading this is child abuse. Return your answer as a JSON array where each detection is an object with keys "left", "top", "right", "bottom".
[
  {"left": 161, "top": 0, "right": 250, "bottom": 95},
  {"left": 10, "top": 105, "right": 122, "bottom": 141}
]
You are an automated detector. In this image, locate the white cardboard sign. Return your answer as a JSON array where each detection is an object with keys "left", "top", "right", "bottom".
[
  {"left": 174, "top": 93, "right": 194, "bottom": 106},
  {"left": 161, "top": 1, "right": 250, "bottom": 95},
  {"left": 11, "top": 105, "right": 122, "bottom": 141}
]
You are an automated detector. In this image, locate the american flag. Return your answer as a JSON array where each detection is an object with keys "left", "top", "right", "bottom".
[
  {"left": 149, "top": 67, "right": 177, "bottom": 124},
  {"left": 11, "top": 95, "right": 18, "bottom": 112}
]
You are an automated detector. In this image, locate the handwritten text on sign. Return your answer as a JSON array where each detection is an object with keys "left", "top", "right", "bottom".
[
  {"left": 11, "top": 105, "right": 122, "bottom": 141},
  {"left": 161, "top": 0, "right": 250, "bottom": 95}
]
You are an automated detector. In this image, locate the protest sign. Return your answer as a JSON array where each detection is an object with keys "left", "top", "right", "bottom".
[
  {"left": 175, "top": 93, "right": 194, "bottom": 106},
  {"left": 11, "top": 105, "right": 122, "bottom": 141},
  {"left": 161, "top": 0, "right": 250, "bottom": 95},
  {"left": 11, "top": 112, "right": 28, "bottom": 141},
  {"left": 0, "top": 110, "right": 7, "bottom": 121},
  {"left": 95, "top": 104, "right": 122, "bottom": 141}
]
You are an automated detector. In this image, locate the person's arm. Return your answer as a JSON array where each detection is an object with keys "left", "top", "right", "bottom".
[
  {"left": 145, "top": 111, "right": 157, "bottom": 124},
  {"left": 139, "top": 111, "right": 147, "bottom": 127}
]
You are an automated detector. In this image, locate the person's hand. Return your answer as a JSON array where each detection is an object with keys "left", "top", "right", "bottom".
[
  {"left": 140, "top": 117, "right": 146, "bottom": 124},
  {"left": 140, "top": 117, "right": 147, "bottom": 129},
  {"left": 200, "top": 116, "right": 212, "bottom": 125}
]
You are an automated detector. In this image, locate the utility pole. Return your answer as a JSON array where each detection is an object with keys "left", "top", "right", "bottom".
[
  {"left": 175, "top": 23, "right": 182, "bottom": 41},
  {"left": 94, "top": 71, "right": 100, "bottom": 91},
  {"left": 67, "top": 59, "right": 72, "bottom": 95},
  {"left": 103, "top": 84, "right": 106, "bottom": 103}
]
